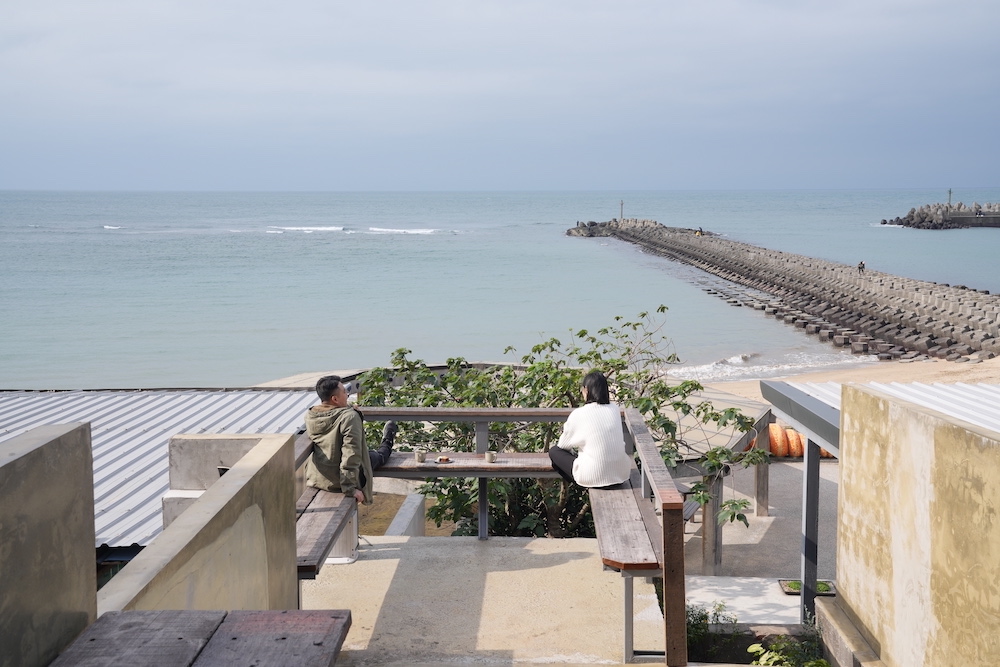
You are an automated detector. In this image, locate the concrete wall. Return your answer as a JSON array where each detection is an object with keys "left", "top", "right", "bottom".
[
  {"left": 163, "top": 433, "right": 276, "bottom": 528},
  {"left": 98, "top": 434, "right": 297, "bottom": 615},
  {"left": 837, "top": 386, "right": 1000, "bottom": 666},
  {"left": 385, "top": 493, "right": 427, "bottom": 537},
  {"left": 0, "top": 423, "right": 96, "bottom": 667}
]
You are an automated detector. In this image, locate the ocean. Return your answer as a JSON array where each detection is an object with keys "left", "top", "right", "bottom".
[{"left": 3, "top": 189, "right": 999, "bottom": 390}]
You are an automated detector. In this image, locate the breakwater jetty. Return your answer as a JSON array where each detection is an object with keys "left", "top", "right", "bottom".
[
  {"left": 882, "top": 202, "right": 1000, "bottom": 230},
  {"left": 569, "top": 219, "right": 1000, "bottom": 363}
]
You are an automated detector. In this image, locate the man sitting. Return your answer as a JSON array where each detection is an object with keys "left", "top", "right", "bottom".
[{"left": 304, "top": 375, "right": 396, "bottom": 504}]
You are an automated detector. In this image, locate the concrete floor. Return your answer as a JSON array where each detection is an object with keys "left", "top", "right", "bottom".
[
  {"left": 303, "top": 536, "right": 666, "bottom": 665},
  {"left": 302, "top": 460, "right": 839, "bottom": 665}
]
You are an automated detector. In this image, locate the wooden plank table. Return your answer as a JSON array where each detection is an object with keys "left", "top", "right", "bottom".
[
  {"left": 375, "top": 450, "right": 560, "bottom": 479},
  {"left": 375, "top": 451, "right": 560, "bottom": 539},
  {"left": 52, "top": 609, "right": 352, "bottom": 666}
]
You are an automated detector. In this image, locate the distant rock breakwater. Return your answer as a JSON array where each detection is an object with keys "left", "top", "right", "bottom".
[
  {"left": 881, "top": 202, "right": 1000, "bottom": 230},
  {"left": 569, "top": 218, "right": 1000, "bottom": 362}
]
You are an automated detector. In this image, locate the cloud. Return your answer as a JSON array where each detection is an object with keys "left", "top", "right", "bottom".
[{"left": 1, "top": 0, "right": 998, "bottom": 189}]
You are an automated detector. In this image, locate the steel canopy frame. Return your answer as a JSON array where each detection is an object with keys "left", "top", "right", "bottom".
[{"left": 759, "top": 381, "right": 841, "bottom": 624}]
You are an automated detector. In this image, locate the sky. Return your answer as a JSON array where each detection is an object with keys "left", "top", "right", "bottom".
[{"left": 2, "top": 1, "right": 998, "bottom": 191}]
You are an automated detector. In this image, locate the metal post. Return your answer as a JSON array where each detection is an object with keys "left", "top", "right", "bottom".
[
  {"left": 800, "top": 438, "right": 820, "bottom": 622},
  {"left": 476, "top": 421, "right": 489, "bottom": 540},
  {"left": 623, "top": 576, "right": 634, "bottom": 663},
  {"left": 755, "top": 424, "right": 770, "bottom": 517},
  {"left": 703, "top": 473, "right": 723, "bottom": 575}
]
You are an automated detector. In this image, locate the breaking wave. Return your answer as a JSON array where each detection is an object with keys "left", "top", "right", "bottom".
[
  {"left": 666, "top": 351, "right": 876, "bottom": 382},
  {"left": 268, "top": 226, "right": 344, "bottom": 232}
]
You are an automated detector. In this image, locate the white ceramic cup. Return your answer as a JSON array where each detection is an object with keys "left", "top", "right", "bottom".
[
  {"left": 414, "top": 451, "right": 426, "bottom": 463},
  {"left": 485, "top": 451, "right": 497, "bottom": 463}
]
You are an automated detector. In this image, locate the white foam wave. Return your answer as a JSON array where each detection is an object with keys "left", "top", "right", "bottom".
[
  {"left": 368, "top": 227, "right": 437, "bottom": 235},
  {"left": 265, "top": 230, "right": 283, "bottom": 234},
  {"left": 666, "top": 352, "right": 877, "bottom": 382},
  {"left": 268, "top": 226, "right": 344, "bottom": 232},
  {"left": 103, "top": 225, "right": 122, "bottom": 230}
]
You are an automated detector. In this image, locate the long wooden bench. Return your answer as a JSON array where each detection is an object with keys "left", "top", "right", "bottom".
[
  {"left": 591, "top": 409, "right": 689, "bottom": 665},
  {"left": 589, "top": 466, "right": 667, "bottom": 663},
  {"left": 296, "top": 486, "right": 357, "bottom": 579},
  {"left": 52, "top": 609, "right": 351, "bottom": 666},
  {"left": 590, "top": 467, "right": 663, "bottom": 572},
  {"left": 294, "top": 433, "right": 358, "bottom": 581}
]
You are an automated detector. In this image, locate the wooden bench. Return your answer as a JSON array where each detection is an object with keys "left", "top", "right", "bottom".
[
  {"left": 294, "top": 433, "right": 359, "bottom": 581},
  {"left": 591, "top": 409, "right": 690, "bottom": 665},
  {"left": 673, "top": 480, "right": 703, "bottom": 525},
  {"left": 296, "top": 487, "right": 357, "bottom": 579},
  {"left": 52, "top": 609, "right": 351, "bottom": 666},
  {"left": 589, "top": 467, "right": 666, "bottom": 662},
  {"left": 590, "top": 467, "right": 663, "bottom": 573}
]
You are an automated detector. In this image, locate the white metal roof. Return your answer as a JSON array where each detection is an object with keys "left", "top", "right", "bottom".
[
  {"left": 786, "top": 382, "right": 1000, "bottom": 434},
  {"left": 0, "top": 389, "right": 316, "bottom": 548}
]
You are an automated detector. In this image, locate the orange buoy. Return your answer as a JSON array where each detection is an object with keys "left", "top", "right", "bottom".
[
  {"left": 743, "top": 436, "right": 757, "bottom": 452},
  {"left": 787, "top": 428, "right": 804, "bottom": 457},
  {"left": 820, "top": 447, "right": 834, "bottom": 458},
  {"left": 768, "top": 423, "right": 789, "bottom": 457}
]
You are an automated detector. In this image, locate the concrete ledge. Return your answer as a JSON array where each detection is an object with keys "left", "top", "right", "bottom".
[
  {"left": 816, "top": 597, "right": 885, "bottom": 667},
  {"left": 99, "top": 434, "right": 297, "bottom": 614},
  {"left": 162, "top": 489, "right": 204, "bottom": 529},
  {"left": 385, "top": 493, "right": 426, "bottom": 537}
]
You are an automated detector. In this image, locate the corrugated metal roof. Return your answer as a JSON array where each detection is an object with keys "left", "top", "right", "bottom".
[
  {"left": 786, "top": 382, "right": 1000, "bottom": 434},
  {"left": 0, "top": 389, "right": 316, "bottom": 548}
]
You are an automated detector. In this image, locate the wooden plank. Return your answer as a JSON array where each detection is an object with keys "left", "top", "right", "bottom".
[
  {"left": 296, "top": 486, "right": 320, "bottom": 515},
  {"left": 375, "top": 451, "right": 561, "bottom": 479},
  {"left": 589, "top": 474, "right": 659, "bottom": 571},
  {"left": 294, "top": 432, "right": 313, "bottom": 470},
  {"left": 624, "top": 408, "right": 685, "bottom": 511},
  {"left": 661, "top": 506, "right": 688, "bottom": 666},
  {"left": 193, "top": 610, "right": 352, "bottom": 667},
  {"left": 51, "top": 610, "right": 225, "bottom": 666},
  {"left": 628, "top": 468, "right": 664, "bottom": 564},
  {"left": 354, "top": 406, "right": 573, "bottom": 423},
  {"left": 296, "top": 490, "right": 355, "bottom": 579}
]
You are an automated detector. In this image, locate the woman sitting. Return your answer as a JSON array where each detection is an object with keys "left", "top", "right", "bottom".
[{"left": 548, "top": 370, "right": 634, "bottom": 488}]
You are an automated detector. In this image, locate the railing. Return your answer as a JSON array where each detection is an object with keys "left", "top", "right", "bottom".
[{"left": 357, "top": 406, "right": 688, "bottom": 666}]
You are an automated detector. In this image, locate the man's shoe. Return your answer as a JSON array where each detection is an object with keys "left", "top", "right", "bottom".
[{"left": 382, "top": 420, "right": 398, "bottom": 444}]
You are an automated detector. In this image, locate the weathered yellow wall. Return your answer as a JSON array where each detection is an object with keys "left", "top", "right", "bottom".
[
  {"left": 839, "top": 386, "right": 1000, "bottom": 666},
  {"left": 98, "top": 433, "right": 297, "bottom": 614}
]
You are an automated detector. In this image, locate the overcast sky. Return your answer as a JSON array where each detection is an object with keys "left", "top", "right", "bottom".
[{"left": 2, "top": 1, "right": 997, "bottom": 191}]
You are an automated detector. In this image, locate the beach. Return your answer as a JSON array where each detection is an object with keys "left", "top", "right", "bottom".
[{"left": 706, "top": 355, "right": 1000, "bottom": 403}]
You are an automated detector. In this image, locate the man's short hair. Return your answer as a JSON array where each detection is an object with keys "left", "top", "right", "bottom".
[{"left": 316, "top": 375, "right": 343, "bottom": 402}]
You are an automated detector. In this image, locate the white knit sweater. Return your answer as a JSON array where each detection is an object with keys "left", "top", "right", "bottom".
[{"left": 555, "top": 402, "right": 633, "bottom": 487}]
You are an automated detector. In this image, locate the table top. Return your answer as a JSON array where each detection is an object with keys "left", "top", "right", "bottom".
[{"left": 375, "top": 451, "right": 561, "bottom": 479}]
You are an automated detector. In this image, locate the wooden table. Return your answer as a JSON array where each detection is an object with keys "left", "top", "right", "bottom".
[
  {"left": 375, "top": 451, "right": 560, "bottom": 539},
  {"left": 52, "top": 609, "right": 352, "bottom": 667}
]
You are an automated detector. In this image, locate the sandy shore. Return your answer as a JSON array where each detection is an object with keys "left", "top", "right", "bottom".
[{"left": 705, "top": 356, "right": 1000, "bottom": 402}]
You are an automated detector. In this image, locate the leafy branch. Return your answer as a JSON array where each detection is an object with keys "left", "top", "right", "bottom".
[{"left": 359, "top": 306, "right": 767, "bottom": 537}]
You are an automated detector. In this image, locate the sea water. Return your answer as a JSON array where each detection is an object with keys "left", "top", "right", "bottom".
[{"left": 2, "top": 189, "right": 999, "bottom": 389}]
